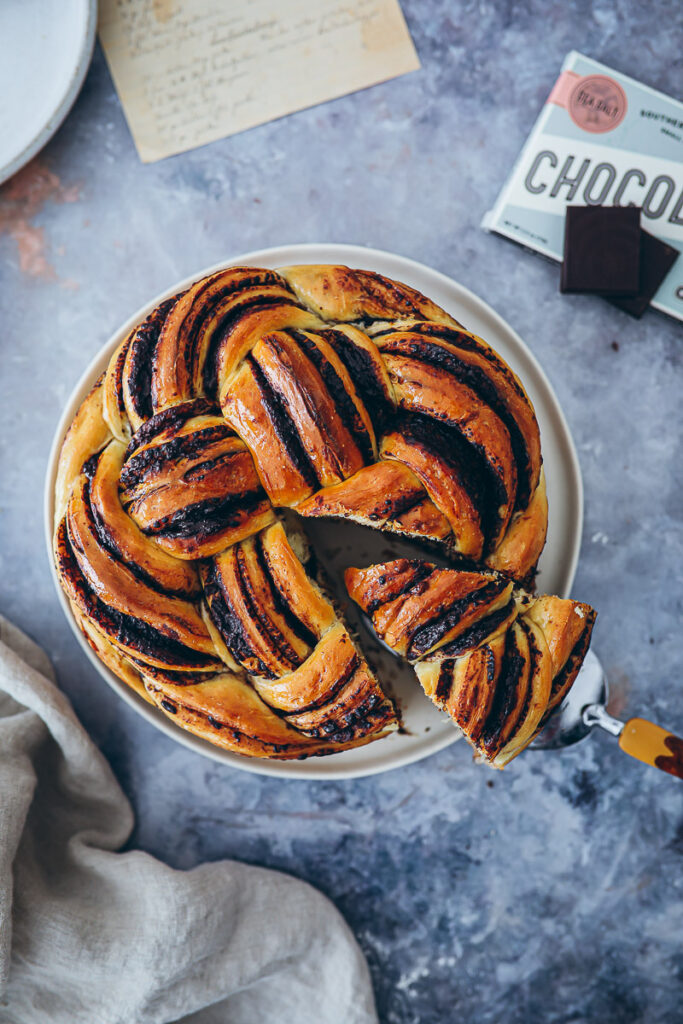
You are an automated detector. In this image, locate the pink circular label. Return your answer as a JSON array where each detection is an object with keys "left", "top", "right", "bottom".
[{"left": 568, "top": 75, "right": 628, "bottom": 133}]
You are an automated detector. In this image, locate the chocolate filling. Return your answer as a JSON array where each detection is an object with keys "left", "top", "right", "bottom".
[
  {"left": 254, "top": 534, "right": 317, "bottom": 649},
  {"left": 152, "top": 271, "right": 286, "bottom": 403},
  {"left": 126, "top": 296, "right": 178, "bottom": 420},
  {"left": 200, "top": 281, "right": 296, "bottom": 396},
  {"left": 285, "top": 653, "right": 361, "bottom": 717},
  {"left": 202, "top": 562, "right": 269, "bottom": 675},
  {"left": 319, "top": 328, "right": 393, "bottom": 433},
  {"left": 89, "top": 482, "right": 195, "bottom": 599},
  {"left": 436, "top": 658, "right": 456, "bottom": 702},
  {"left": 505, "top": 619, "right": 538, "bottom": 745},
  {"left": 544, "top": 614, "right": 595, "bottom": 713},
  {"left": 378, "top": 322, "right": 528, "bottom": 404},
  {"left": 150, "top": 492, "right": 266, "bottom": 540},
  {"left": 110, "top": 334, "right": 133, "bottom": 419},
  {"left": 57, "top": 518, "right": 216, "bottom": 669},
  {"left": 408, "top": 579, "right": 508, "bottom": 658},
  {"left": 182, "top": 452, "right": 240, "bottom": 482},
  {"left": 297, "top": 683, "right": 390, "bottom": 741},
  {"left": 130, "top": 658, "right": 215, "bottom": 686},
  {"left": 356, "top": 272, "right": 424, "bottom": 319},
  {"left": 234, "top": 545, "right": 304, "bottom": 671},
  {"left": 480, "top": 628, "right": 525, "bottom": 752},
  {"left": 247, "top": 355, "right": 319, "bottom": 488},
  {"left": 121, "top": 422, "right": 233, "bottom": 489},
  {"left": 124, "top": 398, "right": 216, "bottom": 460},
  {"left": 82, "top": 449, "right": 104, "bottom": 479},
  {"left": 367, "top": 489, "right": 427, "bottom": 524},
  {"left": 437, "top": 600, "right": 515, "bottom": 657},
  {"left": 290, "top": 330, "right": 375, "bottom": 464},
  {"left": 363, "top": 561, "right": 435, "bottom": 614},
  {"left": 396, "top": 413, "right": 505, "bottom": 549},
  {"left": 383, "top": 330, "right": 534, "bottom": 507}
]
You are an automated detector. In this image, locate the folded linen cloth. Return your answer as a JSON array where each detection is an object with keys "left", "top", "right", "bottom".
[{"left": 0, "top": 616, "right": 377, "bottom": 1024}]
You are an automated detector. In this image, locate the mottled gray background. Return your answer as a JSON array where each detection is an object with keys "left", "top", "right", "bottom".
[{"left": 1, "top": 2, "right": 682, "bottom": 1021}]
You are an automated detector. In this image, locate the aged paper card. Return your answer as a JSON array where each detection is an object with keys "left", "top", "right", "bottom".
[{"left": 98, "top": 0, "right": 420, "bottom": 163}]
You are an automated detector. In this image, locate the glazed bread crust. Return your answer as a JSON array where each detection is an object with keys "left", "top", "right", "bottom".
[{"left": 54, "top": 263, "right": 550, "bottom": 760}]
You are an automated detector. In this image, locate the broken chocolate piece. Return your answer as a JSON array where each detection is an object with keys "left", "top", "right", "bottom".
[
  {"left": 607, "top": 230, "right": 679, "bottom": 318},
  {"left": 560, "top": 205, "right": 640, "bottom": 296}
]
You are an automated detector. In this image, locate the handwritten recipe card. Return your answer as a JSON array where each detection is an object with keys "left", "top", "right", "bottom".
[{"left": 99, "top": 0, "right": 420, "bottom": 162}]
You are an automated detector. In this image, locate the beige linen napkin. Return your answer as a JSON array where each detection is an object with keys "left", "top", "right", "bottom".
[{"left": 0, "top": 616, "right": 377, "bottom": 1024}]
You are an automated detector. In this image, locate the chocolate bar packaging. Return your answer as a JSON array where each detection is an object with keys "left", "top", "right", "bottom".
[{"left": 482, "top": 51, "right": 683, "bottom": 321}]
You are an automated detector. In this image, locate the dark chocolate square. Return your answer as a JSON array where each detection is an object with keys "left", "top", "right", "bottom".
[
  {"left": 607, "top": 230, "right": 679, "bottom": 318},
  {"left": 560, "top": 205, "right": 641, "bottom": 296}
]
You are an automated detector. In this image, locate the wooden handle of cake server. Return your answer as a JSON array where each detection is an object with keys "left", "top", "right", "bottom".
[{"left": 619, "top": 718, "right": 683, "bottom": 779}]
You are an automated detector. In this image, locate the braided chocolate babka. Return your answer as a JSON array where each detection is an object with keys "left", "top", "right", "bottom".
[{"left": 53, "top": 262, "right": 588, "bottom": 764}]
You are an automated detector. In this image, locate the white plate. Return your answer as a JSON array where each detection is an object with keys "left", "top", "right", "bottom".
[
  {"left": 45, "top": 244, "right": 583, "bottom": 780},
  {"left": 0, "top": 0, "right": 96, "bottom": 185}
]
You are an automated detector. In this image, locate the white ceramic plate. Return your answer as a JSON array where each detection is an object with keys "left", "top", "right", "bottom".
[
  {"left": 45, "top": 244, "right": 583, "bottom": 779},
  {"left": 0, "top": 0, "right": 97, "bottom": 185}
]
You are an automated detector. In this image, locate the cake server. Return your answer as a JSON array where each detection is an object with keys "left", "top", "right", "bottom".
[{"left": 530, "top": 649, "right": 683, "bottom": 778}]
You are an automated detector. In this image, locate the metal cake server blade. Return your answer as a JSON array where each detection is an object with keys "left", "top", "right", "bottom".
[{"left": 531, "top": 649, "right": 683, "bottom": 779}]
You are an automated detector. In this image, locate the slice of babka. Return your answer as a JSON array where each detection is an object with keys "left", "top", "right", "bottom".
[{"left": 345, "top": 558, "right": 595, "bottom": 768}]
